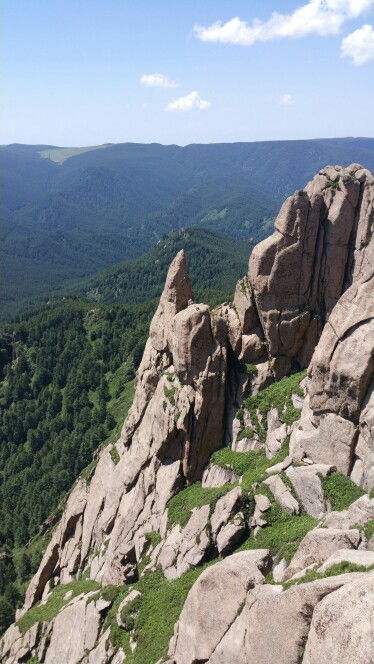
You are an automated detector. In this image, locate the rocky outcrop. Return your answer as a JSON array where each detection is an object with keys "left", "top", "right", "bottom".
[
  {"left": 168, "top": 551, "right": 372, "bottom": 664},
  {"left": 288, "top": 166, "right": 373, "bottom": 485},
  {"left": 168, "top": 550, "right": 272, "bottom": 664},
  {"left": 1, "top": 164, "right": 373, "bottom": 664},
  {"left": 302, "top": 573, "right": 374, "bottom": 664},
  {"left": 222, "top": 165, "right": 373, "bottom": 382},
  {"left": 20, "top": 249, "right": 228, "bottom": 612}
]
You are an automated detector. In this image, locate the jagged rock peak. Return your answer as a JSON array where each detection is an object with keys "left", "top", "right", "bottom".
[
  {"left": 150, "top": 249, "right": 193, "bottom": 352},
  {"left": 222, "top": 163, "right": 373, "bottom": 383}
]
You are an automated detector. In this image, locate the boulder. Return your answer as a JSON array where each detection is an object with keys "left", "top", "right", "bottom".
[
  {"left": 202, "top": 463, "right": 239, "bottom": 488},
  {"left": 210, "top": 487, "right": 243, "bottom": 536},
  {"left": 302, "top": 572, "right": 374, "bottom": 664},
  {"left": 158, "top": 505, "right": 211, "bottom": 580},
  {"left": 216, "top": 515, "right": 247, "bottom": 555},
  {"left": 44, "top": 594, "right": 102, "bottom": 664},
  {"left": 285, "top": 528, "right": 362, "bottom": 579},
  {"left": 318, "top": 548, "right": 374, "bottom": 573},
  {"left": 285, "top": 464, "right": 332, "bottom": 517},
  {"left": 168, "top": 550, "right": 271, "bottom": 664},
  {"left": 265, "top": 455, "right": 293, "bottom": 475},
  {"left": 321, "top": 495, "right": 374, "bottom": 529},
  {"left": 262, "top": 475, "right": 299, "bottom": 515}
]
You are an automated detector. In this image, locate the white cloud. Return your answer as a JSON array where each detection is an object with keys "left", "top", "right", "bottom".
[
  {"left": 140, "top": 73, "right": 179, "bottom": 88},
  {"left": 280, "top": 93, "right": 295, "bottom": 105},
  {"left": 193, "top": 1, "right": 374, "bottom": 45},
  {"left": 165, "top": 91, "right": 211, "bottom": 112},
  {"left": 341, "top": 24, "right": 374, "bottom": 64}
]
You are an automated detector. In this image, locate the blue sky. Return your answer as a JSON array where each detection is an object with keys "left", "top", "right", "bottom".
[{"left": 2, "top": 0, "right": 374, "bottom": 146}]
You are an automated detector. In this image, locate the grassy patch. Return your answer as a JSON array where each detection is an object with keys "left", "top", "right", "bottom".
[
  {"left": 354, "top": 519, "right": 374, "bottom": 542},
  {"left": 110, "top": 445, "right": 120, "bottom": 465},
  {"left": 211, "top": 447, "right": 261, "bottom": 476},
  {"left": 167, "top": 482, "right": 233, "bottom": 529},
  {"left": 321, "top": 473, "right": 364, "bottom": 511},
  {"left": 164, "top": 385, "right": 176, "bottom": 406},
  {"left": 80, "top": 458, "right": 97, "bottom": 482},
  {"left": 284, "top": 561, "right": 374, "bottom": 588},
  {"left": 238, "top": 513, "right": 317, "bottom": 563},
  {"left": 245, "top": 363, "right": 258, "bottom": 375},
  {"left": 144, "top": 532, "right": 162, "bottom": 549},
  {"left": 211, "top": 441, "right": 289, "bottom": 493},
  {"left": 241, "top": 370, "right": 306, "bottom": 441},
  {"left": 17, "top": 579, "right": 101, "bottom": 634},
  {"left": 106, "top": 565, "right": 211, "bottom": 664},
  {"left": 236, "top": 426, "right": 254, "bottom": 442},
  {"left": 325, "top": 176, "right": 341, "bottom": 191}
]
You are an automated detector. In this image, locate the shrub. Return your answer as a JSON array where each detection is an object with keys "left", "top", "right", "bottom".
[
  {"left": 242, "top": 370, "right": 306, "bottom": 441},
  {"left": 321, "top": 473, "right": 364, "bottom": 511},
  {"left": 167, "top": 482, "right": 233, "bottom": 529}
]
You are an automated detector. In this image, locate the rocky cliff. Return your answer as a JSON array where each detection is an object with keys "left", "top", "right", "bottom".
[{"left": 1, "top": 164, "right": 373, "bottom": 664}]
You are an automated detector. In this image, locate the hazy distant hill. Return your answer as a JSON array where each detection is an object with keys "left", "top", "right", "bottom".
[
  {"left": 2, "top": 137, "right": 374, "bottom": 318},
  {"left": 80, "top": 227, "right": 249, "bottom": 309}
]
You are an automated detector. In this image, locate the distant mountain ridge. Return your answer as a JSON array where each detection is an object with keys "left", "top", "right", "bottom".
[{"left": 2, "top": 137, "right": 374, "bottom": 318}]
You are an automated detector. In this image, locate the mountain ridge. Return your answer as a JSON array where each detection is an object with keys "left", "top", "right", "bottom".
[{"left": 2, "top": 137, "right": 374, "bottom": 318}]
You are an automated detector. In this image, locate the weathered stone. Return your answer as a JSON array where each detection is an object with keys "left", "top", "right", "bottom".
[
  {"left": 168, "top": 550, "right": 271, "bottom": 664},
  {"left": 251, "top": 493, "right": 272, "bottom": 528},
  {"left": 290, "top": 398, "right": 358, "bottom": 474},
  {"left": 265, "top": 455, "right": 293, "bottom": 475},
  {"left": 44, "top": 595, "right": 102, "bottom": 664},
  {"left": 302, "top": 572, "right": 374, "bottom": 664},
  {"left": 285, "top": 528, "right": 362, "bottom": 579},
  {"left": 157, "top": 504, "right": 211, "bottom": 580},
  {"left": 322, "top": 495, "right": 374, "bottom": 531},
  {"left": 206, "top": 574, "right": 368, "bottom": 664},
  {"left": 216, "top": 514, "right": 246, "bottom": 555},
  {"left": 285, "top": 464, "right": 332, "bottom": 517},
  {"left": 202, "top": 463, "right": 239, "bottom": 488},
  {"left": 318, "top": 548, "right": 374, "bottom": 573},
  {"left": 211, "top": 487, "right": 243, "bottom": 536},
  {"left": 262, "top": 475, "right": 299, "bottom": 515},
  {"left": 87, "top": 628, "right": 114, "bottom": 664},
  {"left": 351, "top": 385, "right": 374, "bottom": 490}
]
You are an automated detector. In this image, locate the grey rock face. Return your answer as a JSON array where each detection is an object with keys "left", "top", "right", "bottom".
[
  {"left": 284, "top": 528, "right": 362, "bottom": 580},
  {"left": 302, "top": 572, "right": 374, "bottom": 664},
  {"left": 202, "top": 463, "right": 240, "bottom": 487},
  {"left": 168, "top": 552, "right": 370, "bottom": 664},
  {"left": 168, "top": 550, "right": 272, "bottom": 664}
]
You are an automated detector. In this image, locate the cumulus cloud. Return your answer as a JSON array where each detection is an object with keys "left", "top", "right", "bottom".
[
  {"left": 140, "top": 73, "right": 179, "bottom": 88},
  {"left": 341, "top": 24, "right": 374, "bottom": 64},
  {"left": 193, "top": 0, "right": 374, "bottom": 45},
  {"left": 165, "top": 91, "right": 211, "bottom": 112},
  {"left": 280, "top": 93, "right": 295, "bottom": 105}
]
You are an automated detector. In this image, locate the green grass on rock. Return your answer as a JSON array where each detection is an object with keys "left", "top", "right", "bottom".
[
  {"left": 167, "top": 482, "right": 233, "bottom": 529},
  {"left": 321, "top": 473, "right": 364, "bottom": 511}
]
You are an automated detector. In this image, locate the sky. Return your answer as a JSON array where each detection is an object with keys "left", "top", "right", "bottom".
[{"left": 2, "top": 0, "right": 374, "bottom": 146}]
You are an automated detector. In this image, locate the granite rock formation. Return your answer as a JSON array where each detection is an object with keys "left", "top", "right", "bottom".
[{"left": 1, "top": 164, "right": 373, "bottom": 664}]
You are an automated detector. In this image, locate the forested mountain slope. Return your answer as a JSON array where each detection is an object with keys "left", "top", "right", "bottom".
[
  {"left": 2, "top": 137, "right": 374, "bottom": 317},
  {"left": 81, "top": 228, "right": 249, "bottom": 307}
]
